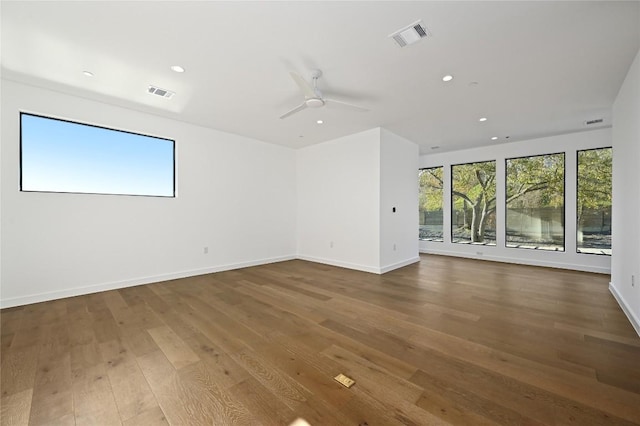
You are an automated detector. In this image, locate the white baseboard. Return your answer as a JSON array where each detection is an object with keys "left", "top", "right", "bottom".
[
  {"left": 419, "top": 248, "right": 611, "bottom": 274},
  {"left": 380, "top": 256, "right": 420, "bottom": 273},
  {"left": 1, "top": 251, "right": 613, "bottom": 309},
  {"left": 296, "top": 255, "right": 420, "bottom": 275},
  {"left": 609, "top": 282, "right": 640, "bottom": 338},
  {"left": 295, "top": 255, "right": 381, "bottom": 274},
  {"left": 0, "top": 255, "right": 296, "bottom": 309}
]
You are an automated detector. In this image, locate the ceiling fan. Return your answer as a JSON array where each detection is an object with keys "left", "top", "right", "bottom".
[{"left": 280, "top": 69, "right": 369, "bottom": 119}]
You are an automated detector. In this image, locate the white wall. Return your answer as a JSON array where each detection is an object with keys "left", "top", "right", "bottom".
[
  {"left": 1, "top": 79, "right": 297, "bottom": 308},
  {"left": 419, "top": 128, "right": 612, "bottom": 274},
  {"left": 296, "top": 128, "right": 381, "bottom": 272},
  {"left": 611, "top": 49, "right": 640, "bottom": 336},
  {"left": 380, "top": 128, "right": 419, "bottom": 272}
]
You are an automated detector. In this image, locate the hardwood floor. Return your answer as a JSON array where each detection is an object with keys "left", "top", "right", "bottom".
[{"left": 2, "top": 255, "right": 640, "bottom": 425}]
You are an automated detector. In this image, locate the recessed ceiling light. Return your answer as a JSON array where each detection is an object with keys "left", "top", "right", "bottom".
[
  {"left": 442, "top": 75, "right": 453, "bottom": 82},
  {"left": 479, "top": 117, "right": 487, "bottom": 122},
  {"left": 491, "top": 136, "right": 498, "bottom": 140},
  {"left": 316, "top": 120, "right": 324, "bottom": 124},
  {"left": 170, "top": 65, "right": 185, "bottom": 73},
  {"left": 82, "top": 71, "right": 94, "bottom": 77}
]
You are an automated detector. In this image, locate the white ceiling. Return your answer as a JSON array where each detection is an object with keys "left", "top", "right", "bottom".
[{"left": 2, "top": 1, "right": 639, "bottom": 153}]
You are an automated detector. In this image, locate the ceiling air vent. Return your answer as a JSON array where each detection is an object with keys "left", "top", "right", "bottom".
[
  {"left": 148, "top": 85, "right": 175, "bottom": 99},
  {"left": 389, "top": 20, "right": 429, "bottom": 47},
  {"left": 585, "top": 118, "right": 604, "bottom": 126}
]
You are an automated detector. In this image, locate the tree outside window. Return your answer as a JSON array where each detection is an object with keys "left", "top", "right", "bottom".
[
  {"left": 419, "top": 167, "right": 444, "bottom": 241},
  {"left": 506, "top": 153, "right": 565, "bottom": 251},
  {"left": 577, "top": 148, "right": 612, "bottom": 255},
  {"left": 451, "top": 161, "right": 496, "bottom": 245}
]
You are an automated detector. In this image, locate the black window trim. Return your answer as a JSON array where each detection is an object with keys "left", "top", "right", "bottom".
[
  {"left": 576, "top": 146, "right": 613, "bottom": 256},
  {"left": 19, "top": 111, "right": 176, "bottom": 198},
  {"left": 450, "top": 159, "right": 497, "bottom": 246},
  {"left": 419, "top": 166, "right": 445, "bottom": 243},
  {"left": 504, "top": 151, "right": 566, "bottom": 252}
]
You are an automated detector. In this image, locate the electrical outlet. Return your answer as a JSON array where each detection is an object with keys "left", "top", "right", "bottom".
[
  {"left": 393, "top": 244, "right": 397, "bottom": 251},
  {"left": 334, "top": 373, "right": 355, "bottom": 388},
  {"left": 476, "top": 251, "right": 483, "bottom": 256},
  {"left": 633, "top": 275, "right": 635, "bottom": 287},
  {"left": 330, "top": 241, "right": 334, "bottom": 248},
  {"left": 204, "top": 247, "right": 209, "bottom": 254}
]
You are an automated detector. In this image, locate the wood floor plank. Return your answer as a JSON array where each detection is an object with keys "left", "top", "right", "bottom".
[
  {"left": 0, "top": 308, "right": 23, "bottom": 337},
  {"left": 554, "top": 321, "right": 640, "bottom": 346},
  {"left": 70, "top": 340, "right": 103, "bottom": 373},
  {"left": 233, "top": 279, "right": 328, "bottom": 324},
  {"left": 2, "top": 255, "right": 639, "bottom": 424},
  {"left": 230, "top": 347, "right": 309, "bottom": 410},
  {"left": 321, "top": 344, "right": 449, "bottom": 426},
  {"left": 410, "top": 355, "right": 634, "bottom": 426},
  {"left": 103, "top": 290, "right": 130, "bottom": 323},
  {"left": 122, "top": 406, "right": 169, "bottom": 426},
  {"left": 71, "top": 363, "right": 121, "bottom": 425},
  {"left": 178, "top": 361, "right": 257, "bottom": 424},
  {"left": 91, "top": 310, "right": 121, "bottom": 344},
  {"left": 99, "top": 338, "right": 158, "bottom": 421},
  {"left": 0, "top": 345, "right": 39, "bottom": 398},
  {"left": 414, "top": 386, "right": 499, "bottom": 425},
  {"left": 138, "top": 350, "right": 255, "bottom": 425},
  {"left": 0, "top": 388, "right": 33, "bottom": 426},
  {"left": 322, "top": 344, "right": 423, "bottom": 403},
  {"left": 137, "top": 350, "right": 195, "bottom": 425},
  {"left": 1, "top": 333, "right": 14, "bottom": 352},
  {"left": 251, "top": 338, "right": 352, "bottom": 411},
  {"left": 147, "top": 325, "right": 200, "bottom": 370},
  {"left": 28, "top": 353, "right": 73, "bottom": 425},
  {"left": 119, "top": 326, "right": 160, "bottom": 357},
  {"left": 228, "top": 376, "right": 294, "bottom": 425},
  {"left": 66, "top": 314, "right": 96, "bottom": 347},
  {"left": 184, "top": 332, "right": 251, "bottom": 390},
  {"left": 8, "top": 324, "right": 46, "bottom": 351}
]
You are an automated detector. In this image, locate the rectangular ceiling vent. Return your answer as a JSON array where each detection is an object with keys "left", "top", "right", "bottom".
[
  {"left": 389, "top": 20, "right": 429, "bottom": 48},
  {"left": 585, "top": 118, "right": 604, "bottom": 126},
  {"left": 148, "top": 85, "right": 174, "bottom": 99}
]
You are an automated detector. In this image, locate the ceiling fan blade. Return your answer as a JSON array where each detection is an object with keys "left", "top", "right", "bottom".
[
  {"left": 324, "top": 98, "right": 369, "bottom": 112},
  {"left": 279, "top": 102, "right": 308, "bottom": 119},
  {"left": 290, "top": 72, "right": 317, "bottom": 98}
]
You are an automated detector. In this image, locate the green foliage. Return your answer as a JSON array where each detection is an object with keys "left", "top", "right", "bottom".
[
  {"left": 451, "top": 161, "right": 496, "bottom": 212},
  {"left": 452, "top": 161, "right": 497, "bottom": 243},
  {"left": 418, "top": 148, "right": 611, "bottom": 244},
  {"left": 506, "top": 153, "right": 565, "bottom": 209},
  {"left": 578, "top": 148, "right": 612, "bottom": 212},
  {"left": 419, "top": 167, "right": 443, "bottom": 212}
]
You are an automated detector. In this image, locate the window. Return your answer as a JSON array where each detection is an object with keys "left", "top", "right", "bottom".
[
  {"left": 577, "top": 148, "right": 612, "bottom": 255},
  {"left": 20, "top": 113, "right": 175, "bottom": 197},
  {"left": 451, "top": 161, "right": 496, "bottom": 245},
  {"left": 506, "top": 153, "right": 565, "bottom": 251},
  {"left": 419, "top": 167, "right": 444, "bottom": 241}
]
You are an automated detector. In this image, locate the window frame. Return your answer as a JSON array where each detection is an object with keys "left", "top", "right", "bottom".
[
  {"left": 576, "top": 146, "right": 612, "bottom": 256},
  {"left": 504, "top": 151, "right": 566, "bottom": 252},
  {"left": 19, "top": 112, "right": 176, "bottom": 198},
  {"left": 418, "top": 166, "right": 444, "bottom": 242},
  {"left": 450, "top": 159, "right": 497, "bottom": 246}
]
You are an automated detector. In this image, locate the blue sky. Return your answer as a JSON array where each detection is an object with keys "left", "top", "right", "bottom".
[{"left": 21, "top": 114, "right": 175, "bottom": 197}]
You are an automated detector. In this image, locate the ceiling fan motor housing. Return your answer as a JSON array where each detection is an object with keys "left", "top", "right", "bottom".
[{"left": 306, "top": 98, "right": 325, "bottom": 108}]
